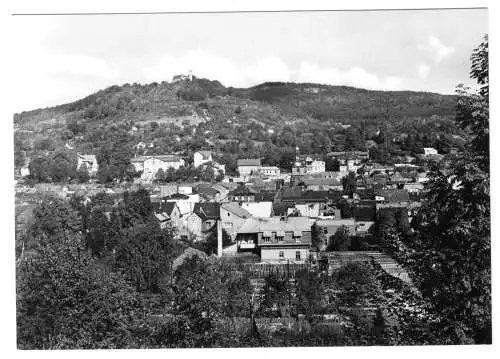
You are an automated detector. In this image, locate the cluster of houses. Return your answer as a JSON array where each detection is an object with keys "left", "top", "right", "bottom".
[
  {"left": 27, "top": 146, "right": 441, "bottom": 264},
  {"left": 142, "top": 148, "right": 436, "bottom": 264}
]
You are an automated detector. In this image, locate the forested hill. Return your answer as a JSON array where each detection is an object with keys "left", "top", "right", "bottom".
[
  {"left": 14, "top": 77, "right": 462, "bottom": 177},
  {"left": 14, "top": 78, "right": 456, "bottom": 128}
]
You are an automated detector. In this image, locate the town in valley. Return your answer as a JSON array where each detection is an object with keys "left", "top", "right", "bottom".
[{"left": 13, "top": 9, "right": 490, "bottom": 349}]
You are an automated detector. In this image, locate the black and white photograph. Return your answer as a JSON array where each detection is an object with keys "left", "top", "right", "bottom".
[{"left": 5, "top": 0, "right": 496, "bottom": 352}]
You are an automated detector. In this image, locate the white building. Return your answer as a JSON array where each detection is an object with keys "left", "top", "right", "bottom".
[
  {"left": 77, "top": 154, "right": 99, "bottom": 176},
  {"left": 259, "top": 166, "right": 281, "bottom": 177},
  {"left": 172, "top": 70, "right": 193, "bottom": 83},
  {"left": 194, "top": 150, "right": 213, "bottom": 168},
  {"left": 237, "top": 158, "right": 262, "bottom": 177},
  {"left": 193, "top": 150, "right": 226, "bottom": 175},
  {"left": 292, "top": 156, "right": 325, "bottom": 175},
  {"left": 423, "top": 147, "right": 438, "bottom": 156},
  {"left": 131, "top": 155, "right": 185, "bottom": 181},
  {"left": 308, "top": 159, "right": 325, "bottom": 174}
]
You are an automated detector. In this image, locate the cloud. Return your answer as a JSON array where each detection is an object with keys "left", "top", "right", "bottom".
[
  {"left": 243, "top": 57, "right": 291, "bottom": 85},
  {"left": 418, "top": 64, "right": 431, "bottom": 79},
  {"left": 418, "top": 36, "right": 456, "bottom": 63},
  {"left": 144, "top": 51, "right": 404, "bottom": 91},
  {"left": 296, "top": 62, "right": 403, "bottom": 90},
  {"left": 45, "top": 54, "right": 120, "bottom": 79}
]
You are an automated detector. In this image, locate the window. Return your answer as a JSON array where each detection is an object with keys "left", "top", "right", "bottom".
[
  {"left": 279, "top": 251, "right": 284, "bottom": 258},
  {"left": 323, "top": 227, "right": 328, "bottom": 234},
  {"left": 296, "top": 251, "right": 301, "bottom": 260}
]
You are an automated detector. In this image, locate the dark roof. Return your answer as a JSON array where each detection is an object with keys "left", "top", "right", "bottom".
[
  {"left": 229, "top": 185, "right": 257, "bottom": 197},
  {"left": 280, "top": 187, "right": 302, "bottom": 199},
  {"left": 193, "top": 202, "right": 220, "bottom": 220},
  {"left": 196, "top": 184, "right": 220, "bottom": 195},
  {"left": 254, "top": 191, "right": 277, "bottom": 202},
  {"left": 281, "top": 188, "right": 342, "bottom": 203},
  {"left": 306, "top": 178, "right": 341, "bottom": 186},
  {"left": 272, "top": 203, "right": 295, "bottom": 216},
  {"left": 375, "top": 189, "right": 410, "bottom": 203},
  {"left": 299, "top": 191, "right": 332, "bottom": 202},
  {"left": 163, "top": 193, "right": 190, "bottom": 200},
  {"left": 162, "top": 202, "right": 178, "bottom": 216}
]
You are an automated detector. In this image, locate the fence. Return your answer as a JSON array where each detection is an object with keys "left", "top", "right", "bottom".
[{"left": 220, "top": 262, "right": 313, "bottom": 279}]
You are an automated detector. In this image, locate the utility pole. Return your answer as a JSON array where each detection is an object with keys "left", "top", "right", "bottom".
[
  {"left": 287, "top": 259, "right": 291, "bottom": 317},
  {"left": 217, "top": 219, "right": 223, "bottom": 257}
]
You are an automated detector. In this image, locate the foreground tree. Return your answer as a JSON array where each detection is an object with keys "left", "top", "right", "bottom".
[
  {"left": 17, "top": 198, "right": 147, "bottom": 349},
  {"left": 115, "top": 220, "right": 179, "bottom": 293},
  {"left": 396, "top": 35, "right": 490, "bottom": 344},
  {"left": 326, "top": 225, "right": 351, "bottom": 251}
]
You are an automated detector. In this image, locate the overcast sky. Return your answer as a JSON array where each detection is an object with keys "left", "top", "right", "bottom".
[{"left": 11, "top": 8, "right": 488, "bottom": 113}]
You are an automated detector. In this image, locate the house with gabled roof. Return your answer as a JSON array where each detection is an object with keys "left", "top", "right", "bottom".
[
  {"left": 279, "top": 188, "right": 341, "bottom": 206},
  {"left": 164, "top": 193, "right": 200, "bottom": 216},
  {"left": 154, "top": 202, "right": 182, "bottom": 230},
  {"left": 195, "top": 183, "right": 221, "bottom": 202},
  {"left": 228, "top": 185, "right": 258, "bottom": 202},
  {"left": 184, "top": 202, "right": 221, "bottom": 241},
  {"left": 235, "top": 216, "right": 313, "bottom": 263},
  {"left": 220, "top": 202, "right": 252, "bottom": 241}
]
